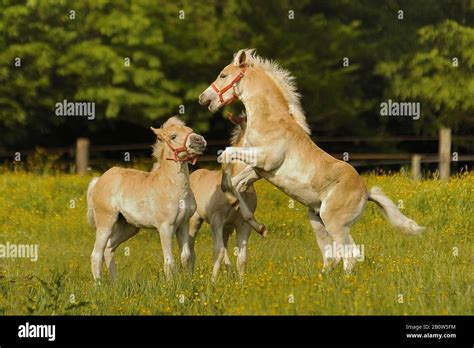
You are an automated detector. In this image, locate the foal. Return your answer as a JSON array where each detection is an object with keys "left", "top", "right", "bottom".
[
  {"left": 199, "top": 49, "right": 425, "bottom": 273},
  {"left": 87, "top": 117, "right": 206, "bottom": 280},
  {"left": 188, "top": 112, "right": 263, "bottom": 279}
]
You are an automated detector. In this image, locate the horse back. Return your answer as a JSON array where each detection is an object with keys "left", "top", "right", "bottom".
[{"left": 190, "top": 168, "right": 257, "bottom": 224}]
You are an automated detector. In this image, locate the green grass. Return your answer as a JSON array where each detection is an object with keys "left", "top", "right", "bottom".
[{"left": 0, "top": 171, "right": 472, "bottom": 315}]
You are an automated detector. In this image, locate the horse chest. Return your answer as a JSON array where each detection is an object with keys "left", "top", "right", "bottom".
[{"left": 243, "top": 129, "right": 260, "bottom": 147}]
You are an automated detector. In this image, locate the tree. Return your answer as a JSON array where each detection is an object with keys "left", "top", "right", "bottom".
[
  {"left": 0, "top": 0, "right": 228, "bottom": 147},
  {"left": 376, "top": 19, "right": 474, "bottom": 134},
  {"left": 0, "top": 0, "right": 473, "bottom": 154}
]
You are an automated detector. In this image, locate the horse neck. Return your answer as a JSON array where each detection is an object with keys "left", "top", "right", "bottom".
[
  {"left": 240, "top": 75, "right": 291, "bottom": 131},
  {"left": 152, "top": 147, "right": 190, "bottom": 182}
]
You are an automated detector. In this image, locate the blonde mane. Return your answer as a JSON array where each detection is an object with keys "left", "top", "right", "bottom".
[
  {"left": 230, "top": 125, "right": 243, "bottom": 146},
  {"left": 229, "top": 111, "right": 247, "bottom": 146},
  {"left": 240, "top": 49, "right": 311, "bottom": 135},
  {"left": 152, "top": 141, "right": 164, "bottom": 162}
]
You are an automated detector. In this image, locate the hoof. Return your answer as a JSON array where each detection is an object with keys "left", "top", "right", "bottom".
[{"left": 259, "top": 225, "right": 267, "bottom": 237}]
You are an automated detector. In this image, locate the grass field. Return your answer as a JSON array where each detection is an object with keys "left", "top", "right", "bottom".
[{"left": 0, "top": 170, "right": 472, "bottom": 315}]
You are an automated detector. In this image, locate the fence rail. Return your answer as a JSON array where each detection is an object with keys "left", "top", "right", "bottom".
[{"left": 1, "top": 128, "right": 473, "bottom": 180}]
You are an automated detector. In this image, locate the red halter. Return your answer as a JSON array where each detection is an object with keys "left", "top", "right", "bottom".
[
  {"left": 211, "top": 67, "right": 247, "bottom": 106},
  {"left": 164, "top": 131, "right": 198, "bottom": 165},
  {"left": 226, "top": 112, "right": 244, "bottom": 126}
]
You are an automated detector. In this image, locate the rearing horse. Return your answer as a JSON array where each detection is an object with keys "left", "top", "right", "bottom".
[{"left": 199, "top": 49, "right": 425, "bottom": 272}]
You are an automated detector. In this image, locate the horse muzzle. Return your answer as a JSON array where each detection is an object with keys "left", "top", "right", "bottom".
[
  {"left": 198, "top": 92, "right": 211, "bottom": 106},
  {"left": 186, "top": 133, "right": 207, "bottom": 155},
  {"left": 199, "top": 89, "right": 220, "bottom": 112}
]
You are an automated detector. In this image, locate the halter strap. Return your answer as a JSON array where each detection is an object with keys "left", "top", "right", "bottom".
[
  {"left": 164, "top": 131, "right": 198, "bottom": 165},
  {"left": 211, "top": 67, "right": 247, "bottom": 106},
  {"left": 226, "top": 112, "right": 244, "bottom": 126}
]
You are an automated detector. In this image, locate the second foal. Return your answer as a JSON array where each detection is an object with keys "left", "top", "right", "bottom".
[
  {"left": 188, "top": 113, "right": 263, "bottom": 279},
  {"left": 87, "top": 117, "right": 206, "bottom": 280}
]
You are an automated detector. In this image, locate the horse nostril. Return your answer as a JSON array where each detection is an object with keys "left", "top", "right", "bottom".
[
  {"left": 192, "top": 135, "right": 206, "bottom": 146},
  {"left": 199, "top": 94, "right": 211, "bottom": 106}
]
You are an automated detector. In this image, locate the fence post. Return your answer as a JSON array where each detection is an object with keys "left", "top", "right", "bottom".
[
  {"left": 438, "top": 127, "right": 451, "bottom": 180},
  {"left": 76, "top": 138, "right": 90, "bottom": 175},
  {"left": 411, "top": 154, "right": 421, "bottom": 180}
]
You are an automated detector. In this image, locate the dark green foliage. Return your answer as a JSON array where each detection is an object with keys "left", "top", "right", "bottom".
[{"left": 0, "top": 0, "right": 473, "bottom": 149}]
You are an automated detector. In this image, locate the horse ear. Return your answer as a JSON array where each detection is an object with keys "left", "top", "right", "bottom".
[
  {"left": 150, "top": 127, "right": 163, "bottom": 139},
  {"left": 233, "top": 49, "right": 249, "bottom": 67}
]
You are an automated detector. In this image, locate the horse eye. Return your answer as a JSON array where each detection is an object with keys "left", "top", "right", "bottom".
[
  {"left": 170, "top": 134, "right": 177, "bottom": 140},
  {"left": 220, "top": 73, "right": 227, "bottom": 79}
]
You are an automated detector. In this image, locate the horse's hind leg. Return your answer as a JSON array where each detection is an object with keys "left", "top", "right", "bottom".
[
  {"left": 104, "top": 218, "right": 139, "bottom": 281},
  {"left": 324, "top": 223, "right": 352, "bottom": 271},
  {"left": 307, "top": 208, "right": 336, "bottom": 272},
  {"left": 323, "top": 223, "right": 360, "bottom": 273},
  {"left": 346, "top": 234, "right": 362, "bottom": 272},
  {"left": 235, "top": 219, "right": 251, "bottom": 278},
  {"left": 210, "top": 217, "right": 225, "bottom": 281},
  {"left": 188, "top": 213, "right": 203, "bottom": 273},
  {"left": 320, "top": 194, "right": 366, "bottom": 273},
  {"left": 91, "top": 212, "right": 118, "bottom": 281},
  {"left": 222, "top": 225, "right": 233, "bottom": 269}
]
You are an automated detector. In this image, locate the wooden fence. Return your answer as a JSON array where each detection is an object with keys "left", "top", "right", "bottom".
[{"left": 1, "top": 128, "right": 473, "bottom": 180}]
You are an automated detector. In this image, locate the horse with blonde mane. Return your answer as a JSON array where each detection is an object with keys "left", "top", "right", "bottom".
[
  {"left": 199, "top": 49, "right": 425, "bottom": 273},
  {"left": 87, "top": 117, "right": 206, "bottom": 280},
  {"left": 188, "top": 112, "right": 263, "bottom": 280}
]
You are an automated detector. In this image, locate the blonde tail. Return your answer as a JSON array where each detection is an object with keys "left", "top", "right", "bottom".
[
  {"left": 368, "top": 186, "right": 425, "bottom": 235},
  {"left": 86, "top": 177, "right": 99, "bottom": 228}
]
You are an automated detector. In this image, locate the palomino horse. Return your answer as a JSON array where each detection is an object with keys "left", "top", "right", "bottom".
[
  {"left": 199, "top": 49, "right": 425, "bottom": 273},
  {"left": 87, "top": 117, "right": 206, "bottom": 280},
  {"left": 188, "top": 112, "right": 263, "bottom": 280}
]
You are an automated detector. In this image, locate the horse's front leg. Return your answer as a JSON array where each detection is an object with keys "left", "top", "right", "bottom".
[
  {"left": 219, "top": 147, "right": 261, "bottom": 193},
  {"left": 231, "top": 165, "right": 260, "bottom": 192},
  {"left": 218, "top": 146, "right": 261, "bottom": 168},
  {"left": 220, "top": 162, "right": 238, "bottom": 206},
  {"left": 220, "top": 152, "right": 266, "bottom": 237},
  {"left": 218, "top": 146, "right": 283, "bottom": 172},
  {"left": 158, "top": 222, "right": 176, "bottom": 279},
  {"left": 176, "top": 220, "right": 192, "bottom": 273}
]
